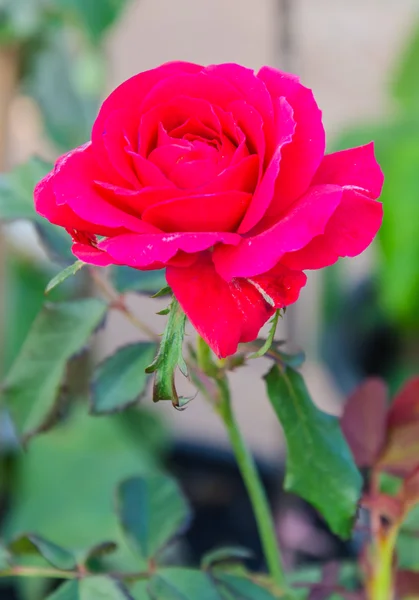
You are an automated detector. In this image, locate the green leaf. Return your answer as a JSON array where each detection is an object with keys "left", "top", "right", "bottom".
[
  {"left": 0, "top": 157, "right": 72, "bottom": 262},
  {"left": 145, "top": 299, "right": 189, "bottom": 407},
  {"left": 201, "top": 547, "right": 253, "bottom": 570},
  {"left": 45, "top": 261, "right": 85, "bottom": 294},
  {"left": 130, "top": 581, "right": 151, "bottom": 600},
  {"left": 75, "top": 541, "right": 118, "bottom": 566},
  {"left": 9, "top": 534, "right": 76, "bottom": 570},
  {"left": 249, "top": 311, "right": 281, "bottom": 359},
  {"left": 80, "top": 576, "right": 134, "bottom": 599},
  {"left": 3, "top": 405, "right": 165, "bottom": 568},
  {"left": 112, "top": 267, "right": 167, "bottom": 296},
  {"left": 392, "top": 22, "right": 419, "bottom": 112},
  {"left": 148, "top": 569, "right": 221, "bottom": 600},
  {"left": 1, "top": 298, "right": 107, "bottom": 442},
  {"left": 55, "top": 0, "right": 130, "bottom": 43},
  {"left": 45, "top": 576, "right": 134, "bottom": 599},
  {"left": 117, "top": 474, "right": 191, "bottom": 561},
  {"left": 91, "top": 343, "right": 157, "bottom": 415},
  {"left": 0, "top": 0, "right": 44, "bottom": 42},
  {"left": 214, "top": 573, "right": 278, "bottom": 600},
  {"left": 24, "top": 31, "right": 100, "bottom": 151},
  {"left": 264, "top": 365, "right": 362, "bottom": 538},
  {"left": 0, "top": 157, "right": 49, "bottom": 221}
]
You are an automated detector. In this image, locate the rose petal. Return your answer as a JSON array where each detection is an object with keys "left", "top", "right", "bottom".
[
  {"left": 142, "top": 191, "right": 252, "bottom": 232},
  {"left": 214, "top": 184, "right": 343, "bottom": 280},
  {"left": 230, "top": 278, "right": 275, "bottom": 344},
  {"left": 238, "top": 97, "right": 295, "bottom": 234},
  {"left": 72, "top": 242, "right": 116, "bottom": 266},
  {"left": 99, "top": 231, "right": 241, "bottom": 268},
  {"left": 206, "top": 63, "right": 275, "bottom": 151},
  {"left": 52, "top": 144, "right": 153, "bottom": 234},
  {"left": 127, "top": 150, "right": 174, "bottom": 187},
  {"left": 258, "top": 66, "right": 325, "bottom": 213},
  {"left": 312, "top": 142, "right": 384, "bottom": 199},
  {"left": 166, "top": 254, "right": 274, "bottom": 357},
  {"left": 282, "top": 189, "right": 383, "bottom": 270},
  {"left": 35, "top": 171, "right": 119, "bottom": 236},
  {"left": 100, "top": 109, "right": 141, "bottom": 187},
  {"left": 247, "top": 262, "right": 307, "bottom": 308},
  {"left": 140, "top": 72, "right": 242, "bottom": 115},
  {"left": 138, "top": 96, "right": 221, "bottom": 156},
  {"left": 169, "top": 158, "right": 221, "bottom": 189},
  {"left": 148, "top": 141, "right": 193, "bottom": 176},
  {"left": 92, "top": 61, "right": 203, "bottom": 171},
  {"left": 227, "top": 99, "right": 265, "bottom": 163},
  {"left": 200, "top": 155, "right": 259, "bottom": 194}
]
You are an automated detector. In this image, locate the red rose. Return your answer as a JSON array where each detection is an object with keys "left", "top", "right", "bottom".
[{"left": 35, "top": 62, "right": 383, "bottom": 357}]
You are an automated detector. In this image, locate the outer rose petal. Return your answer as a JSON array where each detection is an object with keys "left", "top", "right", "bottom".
[
  {"left": 139, "top": 72, "right": 242, "bottom": 115},
  {"left": 312, "top": 142, "right": 384, "bottom": 199},
  {"left": 282, "top": 189, "right": 383, "bottom": 270},
  {"left": 99, "top": 231, "right": 241, "bottom": 268},
  {"left": 72, "top": 243, "right": 117, "bottom": 266},
  {"left": 35, "top": 171, "right": 120, "bottom": 237},
  {"left": 52, "top": 143, "right": 156, "bottom": 234},
  {"left": 213, "top": 184, "right": 343, "bottom": 280},
  {"left": 166, "top": 255, "right": 274, "bottom": 357},
  {"left": 258, "top": 67, "right": 325, "bottom": 214},
  {"left": 247, "top": 263, "right": 307, "bottom": 308}
]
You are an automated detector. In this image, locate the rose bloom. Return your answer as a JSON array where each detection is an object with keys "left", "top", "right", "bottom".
[{"left": 35, "top": 62, "right": 383, "bottom": 357}]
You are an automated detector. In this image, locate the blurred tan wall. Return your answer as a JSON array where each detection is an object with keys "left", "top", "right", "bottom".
[{"left": 99, "top": 0, "right": 419, "bottom": 460}]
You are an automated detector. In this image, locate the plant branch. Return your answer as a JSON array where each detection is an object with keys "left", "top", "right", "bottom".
[
  {"left": 0, "top": 565, "right": 150, "bottom": 582},
  {"left": 89, "top": 267, "right": 159, "bottom": 340},
  {"left": 0, "top": 566, "right": 77, "bottom": 580}
]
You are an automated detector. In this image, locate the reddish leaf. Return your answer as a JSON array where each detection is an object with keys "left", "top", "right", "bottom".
[
  {"left": 341, "top": 378, "right": 388, "bottom": 467},
  {"left": 396, "top": 570, "right": 419, "bottom": 598},
  {"left": 361, "top": 493, "right": 404, "bottom": 525},
  {"left": 374, "top": 379, "right": 419, "bottom": 475},
  {"left": 401, "top": 467, "right": 419, "bottom": 509},
  {"left": 388, "top": 377, "right": 419, "bottom": 428}
]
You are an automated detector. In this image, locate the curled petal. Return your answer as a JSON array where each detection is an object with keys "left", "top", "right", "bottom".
[
  {"left": 238, "top": 97, "right": 295, "bottom": 233},
  {"left": 213, "top": 184, "right": 343, "bottom": 280},
  {"left": 312, "top": 142, "right": 384, "bottom": 199},
  {"left": 35, "top": 171, "right": 119, "bottom": 237},
  {"left": 282, "top": 189, "right": 383, "bottom": 270},
  {"left": 247, "top": 263, "right": 307, "bottom": 308},
  {"left": 258, "top": 66, "right": 325, "bottom": 213},
  {"left": 72, "top": 243, "right": 116, "bottom": 266},
  {"left": 52, "top": 144, "right": 152, "bottom": 233},
  {"left": 99, "top": 231, "right": 241, "bottom": 268}
]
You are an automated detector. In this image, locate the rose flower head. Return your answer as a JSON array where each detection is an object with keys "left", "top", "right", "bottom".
[{"left": 35, "top": 62, "right": 383, "bottom": 357}]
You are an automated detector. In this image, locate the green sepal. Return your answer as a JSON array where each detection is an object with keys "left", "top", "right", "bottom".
[{"left": 145, "top": 299, "right": 190, "bottom": 408}]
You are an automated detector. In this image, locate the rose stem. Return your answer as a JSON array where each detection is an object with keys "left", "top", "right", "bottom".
[
  {"left": 215, "top": 376, "right": 288, "bottom": 591},
  {"left": 195, "top": 337, "right": 289, "bottom": 592}
]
